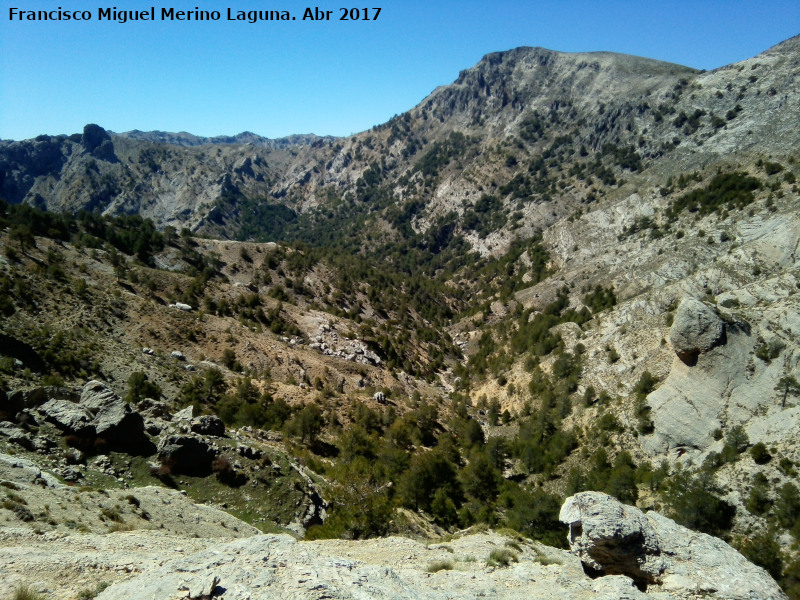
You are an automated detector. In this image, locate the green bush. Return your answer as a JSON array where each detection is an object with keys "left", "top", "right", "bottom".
[
  {"left": 746, "top": 473, "right": 771, "bottom": 516},
  {"left": 500, "top": 486, "right": 565, "bottom": 548},
  {"left": 750, "top": 442, "right": 772, "bottom": 464},
  {"left": 668, "top": 172, "right": 761, "bottom": 217},
  {"left": 738, "top": 529, "right": 783, "bottom": 580},
  {"left": 12, "top": 586, "right": 47, "bottom": 600},
  {"left": 125, "top": 372, "right": 161, "bottom": 404},
  {"left": 487, "top": 548, "right": 518, "bottom": 567},
  {"left": 426, "top": 560, "right": 454, "bottom": 573},
  {"left": 775, "top": 483, "right": 800, "bottom": 531},
  {"left": 661, "top": 469, "right": 735, "bottom": 537}
]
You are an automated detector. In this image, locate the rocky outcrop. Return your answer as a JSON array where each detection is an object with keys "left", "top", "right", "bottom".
[
  {"left": 668, "top": 297, "right": 725, "bottom": 364},
  {"left": 81, "top": 123, "right": 117, "bottom": 162},
  {"left": 157, "top": 434, "right": 218, "bottom": 476},
  {"left": 38, "top": 398, "right": 95, "bottom": 434},
  {"left": 81, "top": 381, "right": 150, "bottom": 453},
  {"left": 29, "top": 382, "right": 152, "bottom": 454},
  {"left": 559, "top": 491, "right": 786, "bottom": 599},
  {"left": 0, "top": 453, "right": 64, "bottom": 489},
  {"left": 559, "top": 491, "right": 662, "bottom": 586},
  {"left": 190, "top": 415, "right": 225, "bottom": 437},
  {"left": 0, "top": 422, "right": 34, "bottom": 450}
]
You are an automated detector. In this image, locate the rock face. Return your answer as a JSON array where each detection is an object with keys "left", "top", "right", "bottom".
[
  {"left": 0, "top": 453, "right": 65, "bottom": 489},
  {"left": 81, "top": 123, "right": 117, "bottom": 161},
  {"left": 668, "top": 297, "right": 725, "bottom": 364},
  {"left": 559, "top": 491, "right": 786, "bottom": 599}
]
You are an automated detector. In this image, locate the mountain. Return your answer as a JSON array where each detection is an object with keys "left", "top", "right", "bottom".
[
  {"left": 1, "top": 35, "right": 800, "bottom": 599},
  {"left": 112, "top": 129, "right": 336, "bottom": 148}
]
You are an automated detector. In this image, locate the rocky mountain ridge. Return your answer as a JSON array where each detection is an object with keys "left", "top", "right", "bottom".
[
  {"left": 2, "top": 35, "right": 797, "bottom": 241},
  {"left": 111, "top": 129, "right": 336, "bottom": 149}
]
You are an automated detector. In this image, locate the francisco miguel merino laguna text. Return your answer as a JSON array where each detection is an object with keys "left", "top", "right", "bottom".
[{"left": 8, "top": 6, "right": 382, "bottom": 23}]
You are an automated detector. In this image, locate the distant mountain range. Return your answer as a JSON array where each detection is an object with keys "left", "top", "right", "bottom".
[{"left": 111, "top": 129, "right": 337, "bottom": 149}]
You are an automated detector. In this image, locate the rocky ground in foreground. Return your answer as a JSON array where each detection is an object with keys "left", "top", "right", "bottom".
[{"left": 0, "top": 469, "right": 786, "bottom": 600}]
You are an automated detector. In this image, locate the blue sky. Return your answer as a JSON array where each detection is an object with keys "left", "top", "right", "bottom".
[{"left": 1, "top": 1, "right": 798, "bottom": 141}]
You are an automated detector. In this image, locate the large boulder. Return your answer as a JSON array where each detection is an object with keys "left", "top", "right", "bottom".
[
  {"left": 80, "top": 380, "right": 148, "bottom": 452},
  {"left": 560, "top": 491, "right": 786, "bottom": 599},
  {"left": 559, "top": 491, "right": 662, "bottom": 585},
  {"left": 39, "top": 398, "right": 95, "bottom": 434},
  {"left": 0, "top": 453, "right": 65, "bottom": 489},
  {"left": 668, "top": 297, "right": 725, "bottom": 364},
  {"left": 191, "top": 415, "right": 225, "bottom": 437},
  {"left": 6, "top": 386, "right": 78, "bottom": 414},
  {"left": 0, "top": 422, "right": 34, "bottom": 450},
  {"left": 157, "top": 434, "right": 217, "bottom": 476}
]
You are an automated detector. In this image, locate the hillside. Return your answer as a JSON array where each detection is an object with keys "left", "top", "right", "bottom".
[{"left": 1, "top": 34, "right": 800, "bottom": 599}]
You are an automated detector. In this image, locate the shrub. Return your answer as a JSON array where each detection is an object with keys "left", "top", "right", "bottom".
[
  {"left": 12, "top": 586, "right": 47, "bottom": 600},
  {"left": 668, "top": 172, "right": 761, "bottom": 217},
  {"left": 775, "top": 483, "right": 800, "bottom": 531},
  {"left": 77, "top": 582, "right": 110, "bottom": 600},
  {"left": 583, "top": 285, "right": 617, "bottom": 313},
  {"left": 738, "top": 530, "right": 783, "bottom": 580},
  {"left": 426, "top": 560, "right": 454, "bottom": 573},
  {"left": 100, "top": 507, "right": 122, "bottom": 522},
  {"left": 211, "top": 456, "right": 247, "bottom": 487},
  {"left": 661, "top": 469, "right": 736, "bottom": 537},
  {"left": 125, "top": 371, "right": 161, "bottom": 403},
  {"left": 746, "top": 473, "right": 771, "bottom": 516},
  {"left": 285, "top": 403, "right": 324, "bottom": 443},
  {"left": 725, "top": 425, "right": 750, "bottom": 453},
  {"left": 487, "top": 548, "right": 518, "bottom": 567},
  {"left": 750, "top": 442, "right": 771, "bottom": 464},
  {"left": 755, "top": 340, "right": 783, "bottom": 363},
  {"left": 500, "top": 486, "right": 565, "bottom": 548}
]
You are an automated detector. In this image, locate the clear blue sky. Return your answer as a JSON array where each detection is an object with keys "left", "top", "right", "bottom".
[{"left": 1, "top": 0, "right": 798, "bottom": 141}]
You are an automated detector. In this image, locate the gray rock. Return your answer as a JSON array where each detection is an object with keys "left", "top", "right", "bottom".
[
  {"left": 57, "top": 465, "right": 84, "bottom": 482},
  {"left": 669, "top": 297, "right": 725, "bottom": 364},
  {"left": 185, "top": 574, "right": 219, "bottom": 599},
  {"left": 0, "top": 453, "right": 65, "bottom": 488},
  {"left": 38, "top": 398, "right": 95, "bottom": 434},
  {"left": 560, "top": 491, "right": 664, "bottom": 585},
  {"left": 174, "top": 405, "right": 194, "bottom": 421},
  {"left": 80, "top": 380, "right": 146, "bottom": 451},
  {"left": 157, "top": 434, "right": 217, "bottom": 476},
  {"left": 190, "top": 415, "right": 225, "bottom": 437},
  {"left": 641, "top": 319, "right": 767, "bottom": 458},
  {"left": 7, "top": 386, "right": 78, "bottom": 412},
  {"left": 136, "top": 396, "right": 170, "bottom": 418},
  {"left": 560, "top": 491, "right": 786, "bottom": 599},
  {"left": 80, "top": 380, "right": 121, "bottom": 414},
  {"left": 0, "top": 422, "right": 34, "bottom": 450}
]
